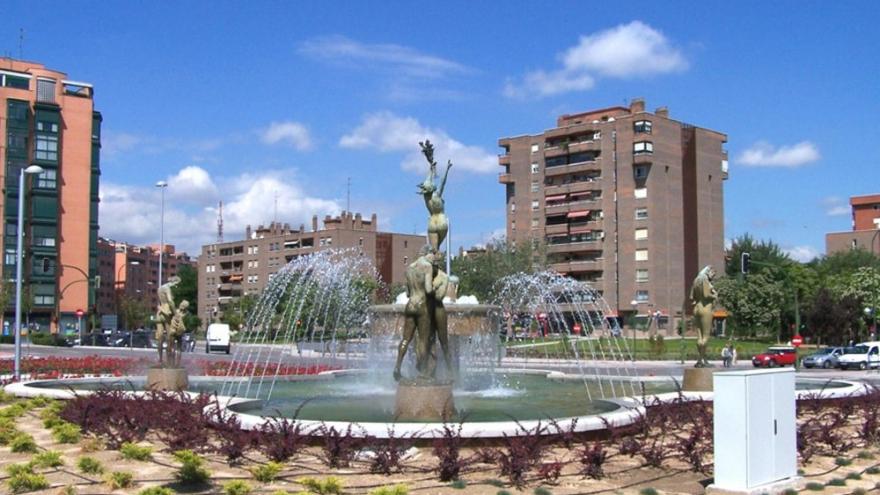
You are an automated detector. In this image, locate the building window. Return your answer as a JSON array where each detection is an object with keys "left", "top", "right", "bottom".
[
  {"left": 635, "top": 228, "right": 648, "bottom": 240},
  {"left": 510, "top": 203, "right": 516, "bottom": 212},
  {"left": 635, "top": 290, "right": 649, "bottom": 302},
  {"left": 4, "top": 249, "right": 16, "bottom": 265},
  {"left": 2, "top": 74, "right": 30, "bottom": 90},
  {"left": 36, "top": 79, "right": 56, "bottom": 103},
  {"left": 635, "top": 207, "right": 648, "bottom": 220},
  {"left": 35, "top": 134, "right": 58, "bottom": 161},
  {"left": 531, "top": 144, "right": 539, "bottom": 153},
  {"left": 36, "top": 169, "right": 56, "bottom": 189},
  {"left": 636, "top": 269, "right": 649, "bottom": 282},
  {"left": 634, "top": 120, "right": 653, "bottom": 134},
  {"left": 531, "top": 162, "right": 539, "bottom": 174},
  {"left": 36, "top": 121, "right": 59, "bottom": 133},
  {"left": 531, "top": 218, "right": 539, "bottom": 228},
  {"left": 634, "top": 187, "right": 647, "bottom": 199},
  {"left": 634, "top": 165, "right": 649, "bottom": 180},
  {"left": 633, "top": 141, "right": 654, "bottom": 155},
  {"left": 403, "top": 256, "right": 408, "bottom": 265},
  {"left": 7, "top": 132, "right": 27, "bottom": 153},
  {"left": 34, "top": 294, "right": 55, "bottom": 305},
  {"left": 530, "top": 180, "right": 539, "bottom": 193},
  {"left": 531, "top": 200, "right": 539, "bottom": 210},
  {"left": 635, "top": 249, "right": 649, "bottom": 261}
]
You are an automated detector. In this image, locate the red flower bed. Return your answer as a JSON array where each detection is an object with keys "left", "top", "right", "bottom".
[
  {"left": 198, "top": 361, "right": 338, "bottom": 377},
  {"left": 0, "top": 355, "right": 337, "bottom": 379},
  {"left": 0, "top": 355, "right": 148, "bottom": 377}
]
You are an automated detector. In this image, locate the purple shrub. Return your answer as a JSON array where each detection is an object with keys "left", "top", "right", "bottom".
[
  {"left": 318, "top": 424, "right": 363, "bottom": 468},
  {"left": 579, "top": 441, "right": 608, "bottom": 480},
  {"left": 433, "top": 423, "right": 470, "bottom": 482},
  {"left": 369, "top": 427, "right": 413, "bottom": 475},
  {"left": 495, "top": 422, "right": 550, "bottom": 488},
  {"left": 259, "top": 417, "right": 308, "bottom": 462},
  {"left": 537, "top": 460, "right": 563, "bottom": 484}
]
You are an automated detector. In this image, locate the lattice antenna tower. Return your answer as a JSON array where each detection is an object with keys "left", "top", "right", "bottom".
[{"left": 217, "top": 201, "right": 224, "bottom": 243}]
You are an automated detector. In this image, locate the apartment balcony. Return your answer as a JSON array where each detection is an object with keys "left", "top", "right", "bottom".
[
  {"left": 544, "top": 140, "right": 601, "bottom": 158},
  {"left": 544, "top": 160, "right": 601, "bottom": 178},
  {"left": 545, "top": 199, "right": 601, "bottom": 216},
  {"left": 546, "top": 239, "right": 602, "bottom": 254},
  {"left": 550, "top": 260, "right": 603, "bottom": 273},
  {"left": 633, "top": 153, "right": 653, "bottom": 165},
  {"left": 498, "top": 154, "right": 510, "bottom": 166},
  {"left": 545, "top": 223, "right": 569, "bottom": 236},
  {"left": 544, "top": 180, "right": 602, "bottom": 196},
  {"left": 498, "top": 172, "right": 514, "bottom": 184}
]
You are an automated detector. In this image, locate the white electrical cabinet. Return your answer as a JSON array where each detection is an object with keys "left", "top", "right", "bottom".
[{"left": 712, "top": 368, "right": 797, "bottom": 492}]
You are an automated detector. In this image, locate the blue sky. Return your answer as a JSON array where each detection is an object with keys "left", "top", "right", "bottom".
[{"left": 2, "top": 1, "right": 878, "bottom": 260}]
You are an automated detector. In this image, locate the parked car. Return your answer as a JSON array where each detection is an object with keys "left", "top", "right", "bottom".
[
  {"left": 206, "top": 323, "right": 231, "bottom": 354},
  {"left": 837, "top": 342, "right": 880, "bottom": 370},
  {"left": 802, "top": 347, "right": 844, "bottom": 369},
  {"left": 752, "top": 346, "right": 797, "bottom": 367}
]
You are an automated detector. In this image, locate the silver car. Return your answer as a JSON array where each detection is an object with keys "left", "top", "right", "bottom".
[{"left": 802, "top": 347, "right": 844, "bottom": 369}]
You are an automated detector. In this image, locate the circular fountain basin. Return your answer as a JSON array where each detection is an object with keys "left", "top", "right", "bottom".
[{"left": 6, "top": 371, "right": 866, "bottom": 439}]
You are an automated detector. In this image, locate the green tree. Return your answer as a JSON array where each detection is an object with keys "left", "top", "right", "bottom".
[
  {"left": 118, "top": 295, "right": 149, "bottom": 330},
  {"left": 171, "top": 264, "right": 200, "bottom": 331},
  {"left": 724, "top": 234, "right": 791, "bottom": 278},
  {"left": 830, "top": 266, "right": 880, "bottom": 312},
  {"left": 451, "top": 237, "right": 545, "bottom": 302},
  {"left": 716, "top": 273, "right": 786, "bottom": 339},
  {"left": 812, "top": 248, "right": 880, "bottom": 280},
  {"left": 806, "top": 288, "right": 846, "bottom": 345}
]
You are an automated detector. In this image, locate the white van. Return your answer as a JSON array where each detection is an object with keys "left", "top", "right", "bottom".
[
  {"left": 206, "top": 323, "right": 231, "bottom": 354},
  {"left": 837, "top": 341, "right": 880, "bottom": 370}
]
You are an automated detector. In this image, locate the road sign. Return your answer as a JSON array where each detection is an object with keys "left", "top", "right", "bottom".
[
  {"left": 791, "top": 335, "right": 803, "bottom": 347},
  {"left": 75, "top": 308, "right": 84, "bottom": 318}
]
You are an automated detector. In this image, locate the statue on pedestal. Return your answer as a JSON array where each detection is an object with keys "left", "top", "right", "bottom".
[
  {"left": 155, "top": 276, "right": 189, "bottom": 368},
  {"left": 418, "top": 140, "right": 452, "bottom": 253},
  {"left": 690, "top": 265, "right": 718, "bottom": 368}
]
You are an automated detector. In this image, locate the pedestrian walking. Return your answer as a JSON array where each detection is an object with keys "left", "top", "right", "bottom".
[
  {"left": 721, "top": 345, "right": 731, "bottom": 368},
  {"left": 731, "top": 345, "right": 738, "bottom": 366}
]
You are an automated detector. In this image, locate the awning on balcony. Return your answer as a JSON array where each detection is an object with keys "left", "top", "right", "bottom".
[
  {"left": 545, "top": 194, "right": 567, "bottom": 202},
  {"left": 227, "top": 274, "right": 243, "bottom": 282},
  {"left": 569, "top": 225, "right": 593, "bottom": 234},
  {"left": 567, "top": 210, "right": 590, "bottom": 218},
  {"left": 546, "top": 232, "right": 568, "bottom": 238}
]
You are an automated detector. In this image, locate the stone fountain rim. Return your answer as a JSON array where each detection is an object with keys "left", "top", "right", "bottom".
[{"left": 5, "top": 372, "right": 867, "bottom": 439}]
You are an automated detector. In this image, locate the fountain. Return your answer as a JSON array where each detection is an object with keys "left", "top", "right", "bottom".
[{"left": 5, "top": 140, "right": 866, "bottom": 439}]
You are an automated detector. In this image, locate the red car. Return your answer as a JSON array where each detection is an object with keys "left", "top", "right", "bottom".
[{"left": 752, "top": 346, "right": 797, "bottom": 367}]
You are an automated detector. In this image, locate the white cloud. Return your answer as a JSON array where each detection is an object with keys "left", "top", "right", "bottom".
[
  {"left": 99, "top": 167, "right": 340, "bottom": 255},
  {"left": 562, "top": 21, "right": 688, "bottom": 78},
  {"left": 339, "top": 111, "right": 496, "bottom": 174},
  {"left": 260, "top": 121, "right": 313, "bottom": 150},
  {"left": 821, "top": 196, "right": 849, "bottom": 217},
  {"left": 298, "top": 35, "right": 468, "bottom": 79},
  {"left": 166, "top": 166, "right": 219, "bottom": 204},
  {"left": 504, "top": 21, "right": 687, "bottom": 98},
  {"left": 784, "top": 245, "right": 821, "bottom": 263},
  {"left": 737, "top": 141, "right": 821, "bottom": 167}
]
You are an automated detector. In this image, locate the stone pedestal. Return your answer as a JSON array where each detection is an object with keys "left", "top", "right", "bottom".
[
  {"left": 395, "top": 381, "right": 455, "bottom": 421},
  {"left": 146, "top": 367, "right": 188, "bottom": 392},
  {"left": 682, "top": 367, "right": 714, "bottom": 392}
]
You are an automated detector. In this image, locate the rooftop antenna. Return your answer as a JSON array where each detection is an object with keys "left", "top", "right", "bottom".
[
  {"left": 346, "top": 177, "right": 351, "bottom": 213},
  {"left": 18, "top": 28, "right": 24, "bottom": 59},
  {"left": 216, "top": 201, "right": 224, "bottom": 243}
]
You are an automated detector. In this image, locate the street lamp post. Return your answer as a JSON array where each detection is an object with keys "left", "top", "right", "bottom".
[
  {"left": 14, "top": 165, "right": 44, "bottom": 381},
  {"left": 630, "top": 299, "right": 639, "bottom": 359},
  {"left": 155, "top": 181, "right": 168, "bottom": 290}
]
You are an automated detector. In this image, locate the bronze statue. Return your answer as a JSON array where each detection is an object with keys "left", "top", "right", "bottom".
[
  {"left": 429, "top": 256, "right": 454, "bottom": 378},
  {"left": 156, "top": 277, "right": 183, "bottom": 367},
  {"left": 168, "top": 300, "right": 190, "bottom": 367},
  {"left": 418, "top": 140, "right": 452, "bottom": 253},
  {"left": 394, "top": 247, "right": 435, "bottom": 381},
  {"left": 690, "top": 265, "right": 718, "bottom": 367}
]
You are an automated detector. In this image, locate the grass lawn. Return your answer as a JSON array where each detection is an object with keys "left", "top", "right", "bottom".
[{"left": 506, "top": 335, "right": 780, "bottom": 361}]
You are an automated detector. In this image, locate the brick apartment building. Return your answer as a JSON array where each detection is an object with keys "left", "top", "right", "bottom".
[
  {"left": 0, "top": 58, "right": 101, "bottom": 333},
  {"left": 826, "top": 194, "right": 880, "bottom": 255},
  {"left": 499, "top": 99, "right": 727, "bottom": 321},
  {"left": 198, "top": 211, "right": 423, "bottom": 324},
  {"left": 95, "top": 238, "right": 192, "bottom": 328}
]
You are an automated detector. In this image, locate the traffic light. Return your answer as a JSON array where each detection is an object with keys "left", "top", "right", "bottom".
[{"left": 741, "top": 252, "right": 751, "bottom": 274}]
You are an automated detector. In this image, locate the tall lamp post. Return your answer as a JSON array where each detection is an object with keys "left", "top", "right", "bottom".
[
  {"left": 14, "top": 165, "right": 44, "bottom": 381},
  {"left": 155, "top": 181, "right": 168, "bottom": 289}
]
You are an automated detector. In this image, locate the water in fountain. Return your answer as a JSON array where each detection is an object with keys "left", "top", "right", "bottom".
[
  {"left": 490, "top": 270, "right": 638, "bottom": 400},
  {"left": 220, "top": 250, "right": 638, "bottom": 423},
  {"left": 220, "top": 249, "right": 378, "bottom": 400}
]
